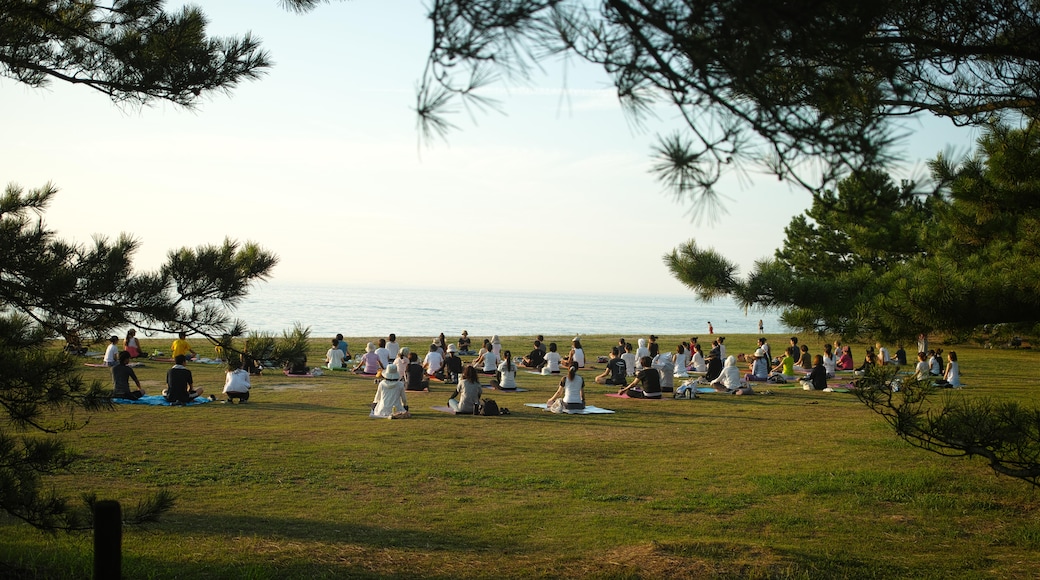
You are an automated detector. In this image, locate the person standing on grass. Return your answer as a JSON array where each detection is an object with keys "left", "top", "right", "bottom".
[
  {"left": 223, "top": 359, "right": 251, "bottom": 403},
  {"left": 618, "top": 356, "right": 663, "bottom": 399},
  {"left": 164, "top": 354, "right": 204, "bottom": 404},
  {"left": 112, "top": 350, "right": 146, "bottom": 400}
]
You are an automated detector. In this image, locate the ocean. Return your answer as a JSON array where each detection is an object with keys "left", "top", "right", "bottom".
[{"left": 229, "top": 283, "right": 786, "bottom": 338}]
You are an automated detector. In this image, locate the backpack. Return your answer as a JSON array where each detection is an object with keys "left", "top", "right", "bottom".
[{"left": 479, "top": 398, "right": 501, "bottom": 416}]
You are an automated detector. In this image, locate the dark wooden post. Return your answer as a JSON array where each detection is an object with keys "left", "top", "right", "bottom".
[{"left": 93, "top": 500, "right": 122, "bottom": 580}]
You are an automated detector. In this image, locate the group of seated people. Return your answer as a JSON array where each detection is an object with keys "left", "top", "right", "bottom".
[{"left": 733, "top": 337, "right": 962, "bottom": 390}]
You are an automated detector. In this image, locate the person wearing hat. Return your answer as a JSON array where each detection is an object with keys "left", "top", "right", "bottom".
[
  {"left": 458, "top": 330, "right": 474, "bottom": 355},
  {"left": 744, "top": 348, "right": 770, "bottom": 382},
  {"left": 352, "top": 342, "right": 383, "bottom": 375},
  {"left": 371, "top": 364, "right": 408, "bottom": 417},
  {"left": 103, "top": 335, "right": 120, "bottom": 367},
  {"left": 443, "top": 344, "right": 463, "bottom": 383}
]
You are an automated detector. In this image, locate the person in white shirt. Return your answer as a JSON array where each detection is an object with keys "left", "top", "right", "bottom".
[
  {"left": 620, "top": 342, "right": 637, "bottom": 376},
  {"left": 223, "top": 359, "right": 252, "bottom": 403},
  {"left": 103, "top": 335, "right": 119, "bottom": 367},
  {"left": 562, "top": 337, "right": 586, "bottom": 368},
  {"left": 495, "top": 350, "right": 518, "bottom": 389},
  {"left": 914, "top": 351, "right": 930, "bottom": 381},
  {"left": 474, "top": 345, "right": 499, "bottom": 374},
  {"left": 673, "top": 343, "right": 690, "bottom": 378},
  {"left": 375, "top": 338, "right": 391, "bottom": 368},
  {"left": 876, "top": 342, "right": 891, "bottom": 365},
  {"left": 937, "top": 351, "right": 962, "bottom": 387},
  {"left": 542, "top": 342, "right": 562, "bottom": 374},
  {"left": 326, "top": 339, "right": 346, "bottom": 369},
  {"left": 422, "top": 343, "right": 444, "bottom": 378},
  {"left": 386, "top": 333, "right": 400, "bottom": 360}
]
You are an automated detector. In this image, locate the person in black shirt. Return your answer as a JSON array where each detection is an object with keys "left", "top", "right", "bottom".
[
  {"left": 595, "top": 347, "right": 628, "bottom": 385},
  {"left": 522, "top": 340, "right": 546, "bottom": 368},
  {"left": 618, "top": 356, "right": 662, "bottom": 398},
  {"left": 163, "top": 355, "right": 204, "bottom": 404}
]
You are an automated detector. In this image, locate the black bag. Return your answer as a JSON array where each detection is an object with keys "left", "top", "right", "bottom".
[{"left": 479, "top": 398, "right": 500, "bottom": 416}]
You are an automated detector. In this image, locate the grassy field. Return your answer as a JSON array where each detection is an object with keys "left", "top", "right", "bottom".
[{"left": 2, "top": 334, "right": 1039, "bottom": 579}]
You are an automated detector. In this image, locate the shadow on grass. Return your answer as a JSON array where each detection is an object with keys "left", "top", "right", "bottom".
[{"left": 169, "top": 512, "right": 498, "bottom": 553}]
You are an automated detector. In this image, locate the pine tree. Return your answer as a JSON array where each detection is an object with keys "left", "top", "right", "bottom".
[{"left": 1, "top": 1, "right": 295, "bottom": 529}]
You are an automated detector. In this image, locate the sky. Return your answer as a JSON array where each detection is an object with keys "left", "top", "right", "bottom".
[{"left": 0, "top": 1, "right": 980, "bottom": 297}]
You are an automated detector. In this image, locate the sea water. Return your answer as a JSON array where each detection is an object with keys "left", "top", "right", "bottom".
[{"left": 229, "top": 283, "right": 786, "bottom": 338}]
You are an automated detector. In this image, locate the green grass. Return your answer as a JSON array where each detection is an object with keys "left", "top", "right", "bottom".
[{"left": 2, "top": 334, "right": 1039, "bottom": 578}]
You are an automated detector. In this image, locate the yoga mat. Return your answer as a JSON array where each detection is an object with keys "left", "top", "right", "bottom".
[
  {"left": 525, "top": 403, "right": 615, "bottom": 415},
  {"left": 113, "top": 395, "right": 211, "bottom": 406},
  {"left": 483, "top": 387, "right": 528, "bottom": 392},
  {"left": 283, "top": 370, "right": 316, "bottom": 378},
  {"left": 604, "top": 392, "right": 664, "bottom": 400},
  {"left": 84, "top": 363, "right": 111, "bottom": 368},
  {"left": 431, "top": 405, "right": 459, "bottom": 414}
]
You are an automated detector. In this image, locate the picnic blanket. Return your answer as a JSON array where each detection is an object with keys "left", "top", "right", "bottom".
[
  {"left": 524, "top": 403, "right": 615, "bottom": 415},
  {"left": 113, "top": 395, "right": 211, "bottom": 406}
]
